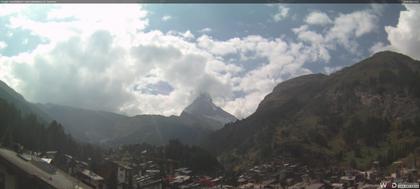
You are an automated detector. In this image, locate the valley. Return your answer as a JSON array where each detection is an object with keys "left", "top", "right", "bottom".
[{"left": 1, "top": 51, "right": 420, "bottom": 188}]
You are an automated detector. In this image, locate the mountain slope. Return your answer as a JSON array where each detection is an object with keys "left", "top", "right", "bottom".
[
  {"left": 0, "top": 83, "right": 102, "bottom": 162},
  {"left": 0, "top": 80, "right": 51, "bottom": 122},
  {"left": 204, "top": 51, "right": 420, "bottom": 171},
  {"left": 37, "top": 103, "right": 126, "bottom": 143},
  {"left": 108, "top": 115, "right": 211, "bottom": 145},
  {"left": 38, "top": 94, "right": 235, "bottom": 145},
  {"left": 180, "top": 93, "right": 237, "bottom": 130}
]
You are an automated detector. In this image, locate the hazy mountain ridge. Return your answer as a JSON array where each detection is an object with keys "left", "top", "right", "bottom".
[
  {"left": 204, "top": 51, "right": 420, "bottom": 171},
  {"left": 0, "top": 80, "right": 221, "bottom": 145},
  {"left": 37, "top": 103, "right": 126, "bottom": 143},
  {"left": 0, "top": 83, "right": 103, "bottom": 163},
  {"left": 37, "top": 94, "right": 236, "bottom": 145},
  {"left": 2, "top": 51, "right": 420, "bottom": 172},
  {"left": 108, "top": 114, "right": 211, "bottom": 145},
  {"left": 0, "top": 80, "right": 51, "bottom": 123}
]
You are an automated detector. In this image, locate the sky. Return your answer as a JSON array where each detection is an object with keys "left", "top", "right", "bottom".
[{"left": 0, "top": 4, "right": 419, "bottom": 119}]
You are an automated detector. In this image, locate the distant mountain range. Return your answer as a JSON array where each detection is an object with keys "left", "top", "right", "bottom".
[
  {"left": 0, "top": 82, "right": 102, "bottom": 162},
  {"left": 0, "top": 80, "right": 237, "bottom": 145},
  {"left": 0, "top": 80, "right": 51, "bottom": 122},
  {"left": 35, "top": 94, "right": 237, "bottom": 145},
  {"left": 2, "top": 51, "right": 420, "bottom": 171},
  {"left": 36, "top": 103, "right": 126, "bottom": 143},
  {"left": 203, "top": 51, "right": 420, "bottom": 171}
]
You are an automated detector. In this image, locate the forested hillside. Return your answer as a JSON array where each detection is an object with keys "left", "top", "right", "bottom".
[
  {"left": 0, "top": 98, "right": 102, "bottom": 161},
  {"left": 204, "top": 51, "right": 420, "bottom": 171}
]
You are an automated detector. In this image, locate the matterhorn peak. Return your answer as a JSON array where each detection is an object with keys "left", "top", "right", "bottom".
[{"left": 180, "top": 93, "right": 237, "bottom": 130}]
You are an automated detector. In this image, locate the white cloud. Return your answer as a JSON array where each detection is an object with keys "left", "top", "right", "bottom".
[
  {"left": 331, "top": 10, "right": 378, "bottom": 38},
  {"left": 0, "top": 5, "right": 256, "bottom": 118},
  {"left": 1, "top": 23, "right": 317, "bottom": 119},
  {"left": 182, "top": 30, "right": 194, "bottom": 40},
  {"left": 0, "top": 4, "right": 384, "bottom": 120},
  {"left": 224, "top": 92, "right": 264, "bottom": 119},
  {"left": 197, "top": 35, "right": 238, "bottom": 56},
  {"left": 0, "top": 4, "right": 29, "bottom": 17},
  {"left": 161, "top": 15, "right": 172, "bottom": 21},
  {"left": 293, "top": 25, "right": 331, "bottom": 62},
  {"left": 273, "top": 5, "right": 289, "bottom": 22},
  {"left": 293, "top": 25, "right": 324, "bottom": 45},
  {"left": 324, "top": 66, "right": 343, "bottom": 75},
  {"left": 294, "top": 8, "right": 379, "bottom": 60},
  {"left": 385, "top": 4, "right": 420, "bottom": 60},
  {"left": 0, "top": 41, "right": 7, "bottom": 50},
  {"left": 327, "top": 10, "right": 378, "bottom": 54},
  {"left": 9, "top": 5, "right": 148, "bottom": 45},
  {"left": 199, "top": 27, "right": 212, "bottom": 33},
  {"left": 198, "top": 35, "right": 330, "bottom": 117},
  {"left": 305, "top": 11, "right": 332, "bottom": 26},
  {"left": 369, "top": 41, "right": 388, "bottom": 54}
]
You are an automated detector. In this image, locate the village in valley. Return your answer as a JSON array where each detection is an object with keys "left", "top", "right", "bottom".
[
  {"left": 2, "top": 1, "right": 420, "bottom": 189},
  {"left": 1, "top": 142, "right": 419, "bottom": 189}
]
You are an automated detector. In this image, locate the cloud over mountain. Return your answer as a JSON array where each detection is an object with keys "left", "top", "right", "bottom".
[
  {"left": 0, "top": 4, "right": 417, "bottom": 119},
  {"left": 385, "top": 4, "right": 420, "bottom": 60}
]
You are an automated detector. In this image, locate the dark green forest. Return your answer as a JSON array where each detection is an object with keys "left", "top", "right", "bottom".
[{"left": 0, "top": 98, "right": 102, "bottom": 162}]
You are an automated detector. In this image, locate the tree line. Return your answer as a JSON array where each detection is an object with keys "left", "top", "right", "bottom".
[{"left": 0, "top": 98, "right": 102, "bottom": 162}]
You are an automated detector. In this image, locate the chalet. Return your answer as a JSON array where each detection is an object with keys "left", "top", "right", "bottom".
[
  {"left": 44, "top": 151, "right": 58, "bottom": 159},
  {"left": 78, "top": 169, "right": 105, "bottom": 189},
  {"left": 175, "top": 167, "right": 192, "bottom": 175},
  {"left": 134, "top": 175, "right": 162, "bottom": 189},
  {"left": 115, "top": 161, "right": 133, "bottom": 189},
  {"left": 0, "top": 147, "right": 92, "bottom": 189},
  {"left": 139, "top": 179, "right": 162, "bottom": 189}
]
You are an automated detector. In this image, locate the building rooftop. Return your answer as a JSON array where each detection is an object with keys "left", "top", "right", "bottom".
[
  {"left": 114, "top": 160, "right": 133, "bottom": 169},
  {"left": 81, "top": 169, "right": 104, "bottom": 181},
  {"left": 0, "top": 148, "right": 92, "bottom": 189}
]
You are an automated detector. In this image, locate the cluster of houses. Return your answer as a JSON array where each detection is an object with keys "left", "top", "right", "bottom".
[
  {"left": 1, "top": 143, "right": 419, "bottom": 189},
  {"left": 42, "top": 150, "right": 106, "bottom": 189},
  {"left": 0, "top": 147, "right": 93, "bottom": 189},
  {"left": 104, "top": 153, "right": 418, "bottom": 189},
  {"left": 0, "top": 145, "right": 141, "bottom": 189},
  {"left": 233, "top": 158, "right": 419, "bottom": 189},
  {"left": 105, "top": 154, "right": 227, "bottom": 189},
  {"left": 2, "top": 143, "right": 226, "bottom": 189},
  {"left": 104, "top": 150, "right": 417, "bottom": 189},
  {"left": 164, "top": 167, "right": 226, "bottom": 188}
]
